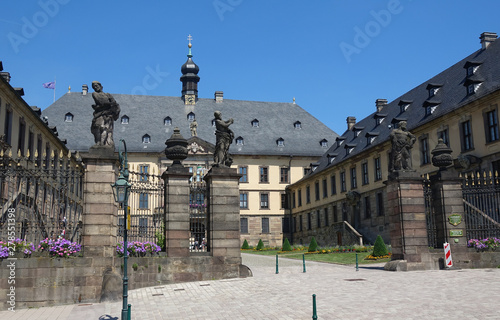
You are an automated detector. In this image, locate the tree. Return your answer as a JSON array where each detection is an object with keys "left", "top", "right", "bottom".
[
  {"left": 241, "top": 239, "right": 250, "bottom": 249},
  {"left": 308, "top": 237, "right": 318, "bottom": 252},
  {"left": 372, "top": 235, "right": 389, "bottom": 257},
  {"left": 256, "top": 239, "right": 264, "bottom": 250},
  {"left": 282, "top": 238, "right": 292, "bottom": 251}
]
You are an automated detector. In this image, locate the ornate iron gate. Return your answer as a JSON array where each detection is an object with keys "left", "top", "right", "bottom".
[
  {"left": 0, "top": 155, "right": 84, "bottom": 245},
  {"left": 189, "top": 180, "right": 208, "bottom": 252},
  {"left": 462, "top": 171, "right": 500, "bottom": 240},
  {"left": 423, "top": 177, "right": 438, "bottom": 248}
]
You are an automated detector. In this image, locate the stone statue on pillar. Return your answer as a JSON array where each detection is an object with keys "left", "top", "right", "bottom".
[
  {"left": 389, "top": 120, "right": 416, "bottom": 172},
  {"left": 91, "top": 81, "right": 120, "bottom": 147},
  {"left": 213, "top": 111, "right": 234, "bottom": 167}
]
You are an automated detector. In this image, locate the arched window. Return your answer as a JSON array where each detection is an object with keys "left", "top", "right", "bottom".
[
  {"left": 142, "top": 134, "right": 151, "bottom": 143},
  {"left": 277, "top": 138, "right": 284, "bottom": 147},
  {"left": 187, "top": 112, "right": 195, "bottom": 121},
  {"left": 251, "top": 119, "right": 259, "bottom": 128},
  {"left": 294, "top": 121, "right": 301, "bottom": 129},
  {"left": 236, "top": 136, "right": 244, "bottom": 145},
  {"left": 65, "top": 113, "right": 73, "bottom": 122},
  {"left": 121, "top": 115, "right": 129, "bottom": 124},
  {"left": 164, "top": 117, "right": 172, "bottom": 126}
]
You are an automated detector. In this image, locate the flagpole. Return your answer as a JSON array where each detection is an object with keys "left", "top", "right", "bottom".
[{"left": 54, "top": 77, "right": 56, "bottom": 103}]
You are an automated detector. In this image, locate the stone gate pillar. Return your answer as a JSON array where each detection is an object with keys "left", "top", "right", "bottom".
[
  {"left": 386, "top": 171, "right": 429, "bottom": 271},
  {"left": 204, "top": 167, "right": 241, "bottom": 262},
  {"left": 81, "top": 152, "right": 119, "bottom": 258},
  {"left": 162, "top": 166, "right": 191, "bottom": 257}
]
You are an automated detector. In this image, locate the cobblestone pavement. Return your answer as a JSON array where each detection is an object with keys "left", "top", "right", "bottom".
[{"left": 2, "top": 253, "right": 500, "bottom": 319}]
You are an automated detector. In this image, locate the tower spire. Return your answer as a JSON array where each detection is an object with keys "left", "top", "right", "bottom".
[
  {"left": 187, "top": 34, "right": 193, "bottom": 57},
  {"left": 180, "top": 34, "right": 200, "bottom": 105}
]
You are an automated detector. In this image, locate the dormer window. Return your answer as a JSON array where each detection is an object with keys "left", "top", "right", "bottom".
[
  {"left": 391, "top": 117, "right": 406, "bottom": 129},
  {"left": 251, "top": 119, "right": 259, "bottom": 128},
  {"left": 352, "top": 126, "right": 364, "bottom": 137},
  {"left": 64, "top": 113, "right": 73, "bottom": 122},
  {"left": 398, "top": 100, "right": 412, "bottom": 113},
  {"left": 310, "top": 163, "right": 319, "bottom": 172},
  {"left": 426, "top": 83, "right": 443, "bottom": 98},
  {"left": 464, "top": 78, "right": 483, "bottom": 96},
  {"left": 423, "top": 100, "right": 440, "bottom": 116},
  {"left": 294, "top": 121, "right": 302, "bottom": 129},
  {"left": 365, "top": 132, "right": 379, "bottom": 146},
  {"left": 236, "top": 136, "right": 244, "bottom": 145},
  {"left": 164, "top": 117, "right": 172, "bottom": 126},
  {"left": 464, "top": 60, "right": 482, "bottom": 77},
  {"left": 187, "top": 112, "right": 195, "bottom": 121},
  {"left": 374, "top": 113, "right": 387, "bottom": 126},
  {"left": 276, "top": 138, "right": 284, "bottom": 147},
  {"left": 327, "top": 153, "right": 338, "bottom": 164},
  {"left": 320, "top": 139, "right": 328, "bottom": 148},
  {"left": 142, "top": 134, "right": 151, "bottom": 143},
  {"left": 121, "top": 115, "right": 129, "bottom": 124},
  {"left": 336, "top": 137, "right": 346, "bottom": 148},
  {"left": 345, "top": 143, "right": 356, "bottom": 155}
]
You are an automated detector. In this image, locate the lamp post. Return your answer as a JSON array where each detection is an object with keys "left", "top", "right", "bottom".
[{"left": 111, "top": 139, "right": 131, "bottom": 320}]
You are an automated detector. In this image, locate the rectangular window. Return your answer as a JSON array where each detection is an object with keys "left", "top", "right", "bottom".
[
  {"left": 331, "top": 175, "right": 337, "bottom": 195},
  {"left": 139, "top": 164, "right": 149, "bottom": 181},
  {"left": 420, "top": 136, "right": 430, "bottom": 165},
  {"left": 314, "top": 181, "right": 320, "bottom": 201},
  {"left": 292, "top": 192, "right": 296, "bottom": 208},
  {"left": 17, "top": 118, "right": 26, "bottom": 156},
  {"left": 486, "top": 109, "right": 499, "bottom": 142},
  {"left": 260, "top": 166, "right": 268, "bottom": 183},
  {"left": 307, "top": 212, "right": 312, "bottom": 230},
  {"left": 340, "top": 171, "right": 346, "bottom": 192},
  {"left": 438, "top": 128, "right": 449, "bottom": 146},
  {"left": 239, "top": 166, "right": 248, "bottom": 183},
  {"left": 44, "top": 143, "right": 50, "bottom": 170},
  {"left": 324, "top": 208, "right": 329, "bottom": 226},
  {"left": 280, "top": 167, "right": 289, "bottom": 183},
  {"left": 281, "top": 193, "right": 287, "bottom": 209},
  {"left": 27, "top": 131, "right": 34, "bottom": 161},
  {"left": 4, "top": 107, "right": 12, "bottom": 145},
  {"left": 240, "top": 193, "right": 248, "bottom": 209},
  {"left": 333, "top": 205, "right": 338, "bottom": 223},
  {"left": 377, "top": 192, "right": 384, "bottom": 216},
  {"left": 374, "top": 157, "right": 382, "bottom": 181},
  {"left": 139, "top": 193, "right": 148, "bottom": 209},
  {"left": 37, "top": 134, "right": 43, "bottom": 167},
  {"left": 304, "top": 167, "right": 311, "bottom": 176},
  {"left": 299, "top": 215, "right": 303, "bottom": 231},
  {"left": 298, "top": 189, "right": 302, "bottom": 207},
  {"left": 362, "top": 162, "right": 369, "bottom": 185},
  {"left": 306, "top": 185, "right": 311, "bottom": 203},
  {"left": 139, "top": 217, "right": 148, "bottom": 235},
  {"left": 317, "top": 210, "right": 321, "bottom": 228},
  {"left": 322, "top": 179, "right": 328, "bottom": 198},
  {"left": 260, "top": 193, "right": 269, "bottom": 209},
  {"left": 293, "top": 217, "right": 297, "bottom": 233},
  {"left": 364, "top": 196, "right": 371, "bottom": 219},
  {"left": 350, "top": 167, "right": 357, "bottom": 189},
  {"left": 240, "top": 218, "right": 248, "bottom": 233},
  {"left": 461, "top": 120, "right": 473, "bottom": 151}
]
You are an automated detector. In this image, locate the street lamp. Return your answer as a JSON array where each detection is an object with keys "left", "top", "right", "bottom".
[{"left": 110, "top": 139, "right": 131, "bottom": 320}]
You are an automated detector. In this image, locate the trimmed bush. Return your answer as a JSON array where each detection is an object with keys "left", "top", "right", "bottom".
[
  {"left": 308, "top": 237, "right": 318, "bottom": 252},
  {"left": 256, "top": 239, "right": 264, "bottom": 250},
  {"left": 282, "top": 238, "right": 292, "bottom": 251},
  {"left": 241, "top": 239, "right": 250, "bottom": 249},
  {"left": 372, "top": 235, "right": 389, "bottom": 257}
]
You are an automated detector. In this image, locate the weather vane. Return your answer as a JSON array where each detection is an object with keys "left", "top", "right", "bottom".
[{"left": 187, "top": 34, "right": 193, "bottom": 47}]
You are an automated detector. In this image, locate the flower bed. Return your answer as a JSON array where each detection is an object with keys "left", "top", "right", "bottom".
[
  {"left": 468, "top": 238, "right": 500, "bottom": 251},
  {"left": 116, "top": 241, "right": 161, "bottom": 257},
  {"left": 0, "top": 238, "right": 81, "bottom": 259},
  {"left": 364, "top": 253, "right": 392, "bottom": 260}
]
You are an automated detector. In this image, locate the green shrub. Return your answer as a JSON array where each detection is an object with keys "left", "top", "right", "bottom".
[
  {"left": 132, "top": 263, "right": 138, "bottom": 271},
  {"left": 372, "top": 235, "right": 389, "bottom": 257},
  {"left": 241, "top": 239, "right": 250, "bottom": 249},
  {"left": 282, "top": 238, "right": 292, "bottom": 251},
  {"left": 308, "top": 237, "right": 318, "bottom": 252},
  {"left": 256, "top": 239, "right": 264, "bottom": 250}
]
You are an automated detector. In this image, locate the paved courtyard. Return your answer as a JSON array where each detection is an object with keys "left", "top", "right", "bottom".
[{"left": 1, "top": 253, "right": 500, "bottom": 319}]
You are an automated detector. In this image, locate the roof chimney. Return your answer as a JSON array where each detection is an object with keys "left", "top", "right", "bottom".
[
  {"left": 82, "top": 84, "right": 88, "bottom": 95},
  {"left": 347, "top": 116, "right": 356, "bottom": 131},
  {"left": 480, "top": 32, "right": 498, "bottom": 49},
  {"left": 375, "top": 99, "right": 387, "bottom": 112},
  {"left": 0, "top": 72, "right": 11, "bottom": 83},
  {"left": 214, "top": 91, "right": 223, "bottom": 103}
]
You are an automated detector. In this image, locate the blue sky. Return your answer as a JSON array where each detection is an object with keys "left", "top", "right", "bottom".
[{"left": 2, "top": 1, "right": 500, "bottom": 135}]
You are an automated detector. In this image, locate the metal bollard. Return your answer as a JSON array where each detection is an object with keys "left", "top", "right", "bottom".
[
  {"left": 303, "top": 254, "right": 306, "bottom": 273},
  {"left": 356, "top": 253, "right": 359, "bottom": 271},
  {"left": 276, "top": 254, "right": 279, "bottom": 274},
  {"left": 128, "top": 304, "right": 131, "bottom": 320},
  {"left": 312, "top": 294, "right": 318, "bottom": 320}
]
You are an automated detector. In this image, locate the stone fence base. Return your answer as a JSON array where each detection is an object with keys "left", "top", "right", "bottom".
[
  {"left": 0, "top": 255, "right": 248, "bottom": 311},
  {"left": 385, "top": 250, "right": 500, "bottom": 271}
]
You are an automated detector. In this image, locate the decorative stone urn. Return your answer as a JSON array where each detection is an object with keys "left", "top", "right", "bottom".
[
  {"left": 165, "top": 127, "right": 188, "bottom": 167},
  {"left": 431, "top": 138, "right": 453, "bottom": 170}
]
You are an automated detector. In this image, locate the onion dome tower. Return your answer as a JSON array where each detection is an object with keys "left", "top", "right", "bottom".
[{"left": 180, "top": 34, "right": 200, "bottom": 105}]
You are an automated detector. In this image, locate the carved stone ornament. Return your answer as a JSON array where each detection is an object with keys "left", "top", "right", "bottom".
[
  {"left": 345, "top": 191, "right": 360, "bottom": 206},
  {"left": 431, "top": 138, "right": 453, "bottom": 170},
  {"left": 187, "top": 142, "right": 205, "bottom": 154},
  {"left": 165, "top": 127, "right": 188, "bottom": 167}
]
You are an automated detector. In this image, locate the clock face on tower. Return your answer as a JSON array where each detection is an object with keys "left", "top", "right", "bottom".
[{"left": 185, "top": 95, "right": 196, "bottom": 105}]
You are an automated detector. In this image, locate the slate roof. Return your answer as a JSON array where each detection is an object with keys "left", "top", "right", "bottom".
[
  {"left": 42, "top": 94, "right": 338, "bottom": 156},
  {"left": 303, "top": 35, "right": 500, "bottom": 180}
]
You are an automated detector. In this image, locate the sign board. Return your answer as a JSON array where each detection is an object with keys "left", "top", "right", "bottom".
[
  {"left": 448, "top": 214, "right": 462, "bottom": 226},
  {"left": 127, "top": 206, "right": 131, "bottom": 230},
  {"left": 449, "top": 229, "right": 463, "bottom": 237}
]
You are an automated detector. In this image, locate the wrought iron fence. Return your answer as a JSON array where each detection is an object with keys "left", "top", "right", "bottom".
[
  {"left": 0, "top": 151, "right": 84, "bottom": 246},
  {"left": 423, "top": 177, "right": 438, "bottom": 248},
  {"left": 462, "top": 171, "right": 500, "bottom": 240},
  {"left": 117, "top": 167, "right": 164, "bottom": 245},
  {"left": 189, "top": 180, "right": 208, "bottom": 252}
]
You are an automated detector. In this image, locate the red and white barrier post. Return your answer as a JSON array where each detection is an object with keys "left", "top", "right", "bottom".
[{"left": 444, "top": 242, "right": 453, "bottom": 268}]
